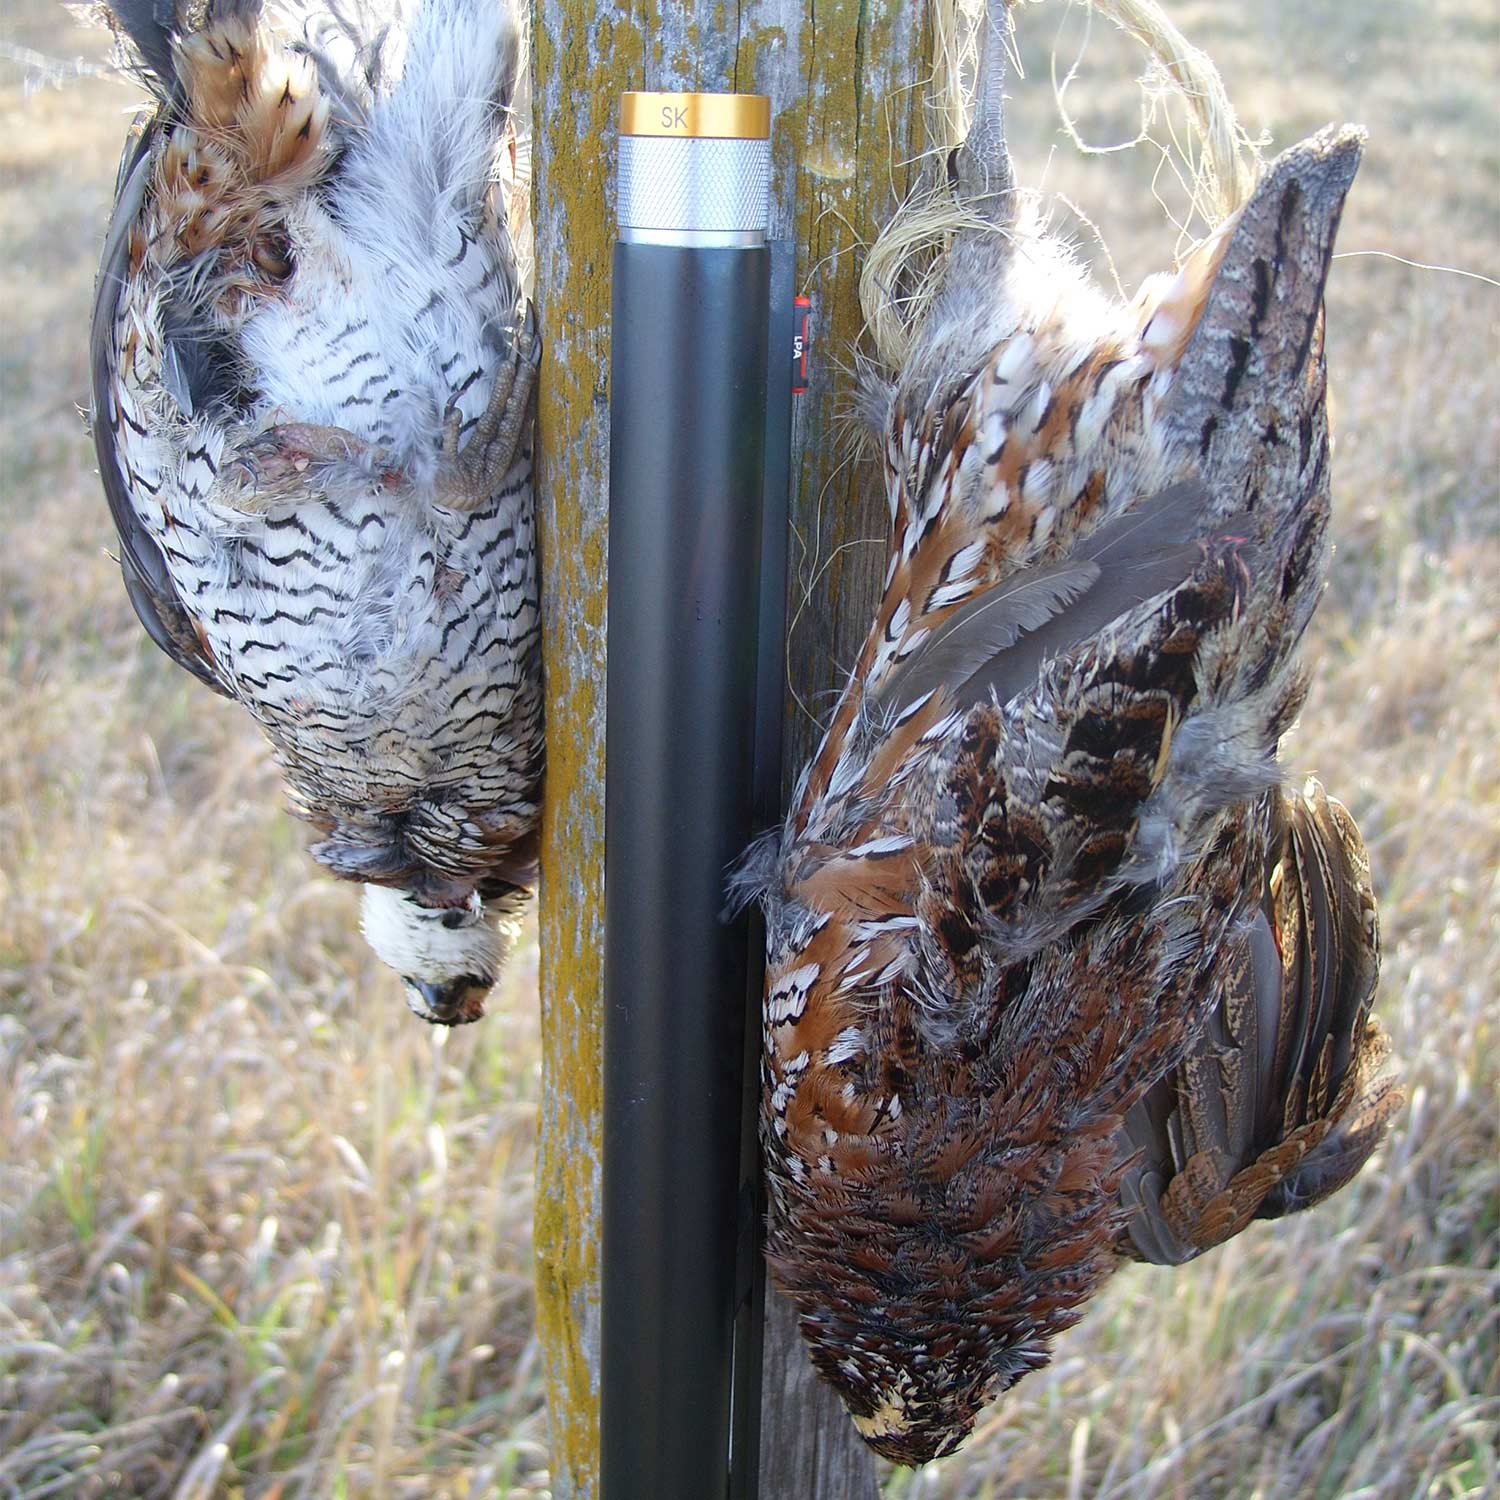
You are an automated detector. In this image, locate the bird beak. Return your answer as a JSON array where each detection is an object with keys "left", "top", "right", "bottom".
[{"left": 406, "top": 976, "right": 490, "bottom": 1026}]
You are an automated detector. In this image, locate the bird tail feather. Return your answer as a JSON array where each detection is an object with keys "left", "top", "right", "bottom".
[{"left": 1116, "top": 779, "right": 1401, "bottom": 1264}]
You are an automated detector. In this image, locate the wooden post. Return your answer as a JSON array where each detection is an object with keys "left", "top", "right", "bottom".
[
  {"left": 532, "top": 4, "right": 934, "bottom": 1495},
  {"left": 530, "top": 7, "right": 614, "bottom": 1494}
]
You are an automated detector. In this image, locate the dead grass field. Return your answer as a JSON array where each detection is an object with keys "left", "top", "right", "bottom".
[{"left": 1, "top": 1, "right": 1495, "bottom": 1496}]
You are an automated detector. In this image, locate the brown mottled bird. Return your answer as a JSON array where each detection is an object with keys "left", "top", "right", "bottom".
[
  {"left": 90, "top": 0, "right": 539, "bottom": 1025},
  {"left": 738, "top": 0, "right": 1400, "bottom": 1465}
]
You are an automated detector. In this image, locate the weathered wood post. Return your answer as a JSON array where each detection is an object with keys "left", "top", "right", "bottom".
[{"left": 532, "top": 4, "right": 934, "bottom": 1494}]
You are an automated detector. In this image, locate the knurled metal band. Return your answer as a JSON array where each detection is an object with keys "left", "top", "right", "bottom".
[{"left": 617, "top": 134, "right": 771, "bottom": 239}]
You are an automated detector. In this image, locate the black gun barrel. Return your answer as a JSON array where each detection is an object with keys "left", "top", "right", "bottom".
[{"left": 602, "top": 91, "right": 775, "bottom": 1500}]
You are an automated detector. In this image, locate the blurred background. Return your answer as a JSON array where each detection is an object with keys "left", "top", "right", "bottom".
[{"left": 0, "top": 0, "right": 1494, "bottom": 1495}]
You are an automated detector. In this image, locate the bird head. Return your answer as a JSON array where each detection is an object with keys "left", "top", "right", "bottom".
[
  {"left": 359, "top": 884, "right": 522, "bottom": 1025},
  {"left": 810, "top": 1329, "right": 1049, "bottom": 1466}
]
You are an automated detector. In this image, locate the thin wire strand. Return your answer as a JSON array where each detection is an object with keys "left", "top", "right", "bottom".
[{"left": 1332, "top": 250, "right": 1500, "bottom": 291}]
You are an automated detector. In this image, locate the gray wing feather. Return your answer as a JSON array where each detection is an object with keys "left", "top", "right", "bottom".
[
  {"left": 876, "top": 560, "right": 1102, "bottom": 714},
  {"left": 104, "top": 0, "right": 181, "bottom": 94},
  {"left": 878, "top": 480, "right": 1215, "bottom": 715}
]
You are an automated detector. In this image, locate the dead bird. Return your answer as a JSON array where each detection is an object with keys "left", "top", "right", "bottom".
[
  {"left": 740, "top": 0, "right": 1400, "bottom": 1463},
  {"left": 90, "top": 0, "right": 540, "bottom": 1025}
]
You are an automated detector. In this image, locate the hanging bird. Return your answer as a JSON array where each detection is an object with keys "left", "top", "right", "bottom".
[
  {"left": 90, "top": 0, "right": 540, "bottom": 1025},
  {"left": 740, "top": 0, "right": 1400, "bottom": 1464}
]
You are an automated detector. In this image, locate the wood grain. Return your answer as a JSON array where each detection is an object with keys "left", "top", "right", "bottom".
[{"left": 530, "top": 4, "right": 621, "bottom": 1493}]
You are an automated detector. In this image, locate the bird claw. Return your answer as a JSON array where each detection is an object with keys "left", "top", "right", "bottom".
[
  {"left": 431, "top": 323, "right": 539, "bottom": 513},
  {"left": 215, "top": 311, "right": 541, "bottom": 517},
  {"left": 219, "top": 423, "right": 386, "bottom": 513}
]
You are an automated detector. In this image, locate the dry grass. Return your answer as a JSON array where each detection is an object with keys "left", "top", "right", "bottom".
[{"left": 0, "top": 1, "right": 1495, "bottom": 1496}]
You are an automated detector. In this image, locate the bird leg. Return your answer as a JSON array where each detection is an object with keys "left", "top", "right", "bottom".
[
  {"left": 209, "top": 317, "right": 539, "bottom": 516},
  {"left": 950, "top": 0, "right": 1017, "bottom": 223},
  {"left": 214, "top": 422, "right": 399, "bottom": 513},
  {"left": 430, "top": 327, "right": 539, "bottom": 513},
  {"left": 925, "top": 0, "right": 1019, "bottom": 334}
]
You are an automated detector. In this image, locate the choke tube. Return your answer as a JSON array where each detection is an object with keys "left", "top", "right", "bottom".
[{"left": 603, "top": 92, "right": 773, "bottom": 1499}]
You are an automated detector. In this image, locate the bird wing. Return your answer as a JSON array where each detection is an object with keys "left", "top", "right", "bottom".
[
  {"left": 90, "top": 125, "right": 228, "bottom": 695},
  {"left": 1115, "top": 779, "right": 1401, "bottom": 1265},
  {"left": 904, "top": 521, "right": 1277, "bottom": 975},
  {"left": 873, "top": 480, "right": 1215, "bottom": 719}
]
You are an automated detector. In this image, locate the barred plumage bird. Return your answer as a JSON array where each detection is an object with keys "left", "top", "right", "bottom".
[
  {"left": 90, "top": 0, "right": 540, "bottom": 1024},
  {"left": 741, "top": 0, "right": 1400, "bottom": 1464}
]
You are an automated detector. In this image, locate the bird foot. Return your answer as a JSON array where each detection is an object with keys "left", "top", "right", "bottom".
[
  {"left": 431, "top": 318, "right": 539, "bottom": 513},
  {"left": 218, "top": 423, "right": 396, "bottom": 513}
]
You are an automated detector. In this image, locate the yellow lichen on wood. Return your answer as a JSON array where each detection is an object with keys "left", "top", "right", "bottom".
[{"left": 530, "top": 4, "right": 643, "bottom": 1496}]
